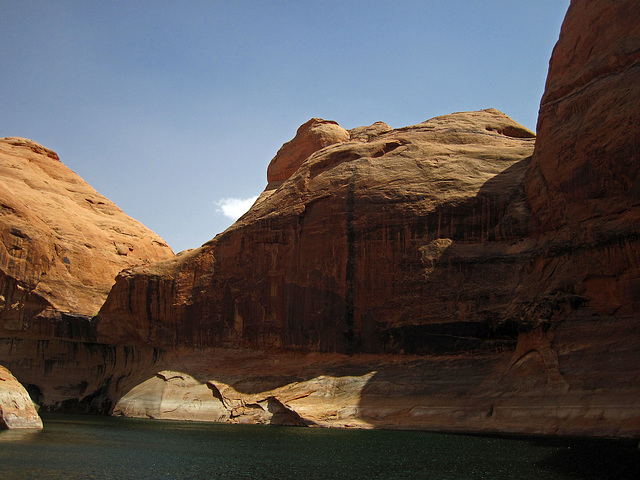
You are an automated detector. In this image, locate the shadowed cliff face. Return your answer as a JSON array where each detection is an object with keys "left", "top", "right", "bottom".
[
  {"left": 523, "top": 0, "right": 640, "bottom": 317},
  {"left": 527, "top": 1, "right": 640, "bottom": 234},
  {"left": 97, "top": 109, "right": 536, "bottom": 353}
]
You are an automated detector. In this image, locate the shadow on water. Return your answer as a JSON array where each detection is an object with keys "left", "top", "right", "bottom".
[
  {"left": 533, "top": 436, "right": 640, "bottom": 480},
  {"left": 3, "top": 414, "right": 640, "bottom": 480}
]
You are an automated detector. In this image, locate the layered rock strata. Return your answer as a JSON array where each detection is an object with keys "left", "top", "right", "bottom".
[
  {"left": 2, "top": 0, "right": 640, "bottom": 439},
  {"left": 111, "top": 333, "right": 640, "bottom": 437},
  {"left": 97, "top": 108, "right": 536, "bottom": 352},
  {"left": 0, "top": 138, "right": 174, "bottom": 410},
  {"left": 0, "top": 364, "right": 42, "bottom": 429},
  {"left": 100, "top": 0, "right": 640, "bottom": 437}
]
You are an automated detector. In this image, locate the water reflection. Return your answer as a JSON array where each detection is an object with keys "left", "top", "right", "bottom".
[
  {"left": 0, "top": 428, "right": 42, "bottom": 443},
  {"left": 0, "top": 414, "right": 638, "bottom": 480}
]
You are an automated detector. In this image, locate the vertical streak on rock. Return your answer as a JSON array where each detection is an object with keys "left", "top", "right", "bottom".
[
  {"left": 344, "top": 168, "right": 356, "bottom": 353},
  {"left": 145, "top": 278, "right": 158, "bottom": 344}
]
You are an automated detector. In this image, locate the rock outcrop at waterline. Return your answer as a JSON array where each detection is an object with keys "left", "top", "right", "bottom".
[{"left": 0, "top": 365, "right": 42, "bottom": 429}]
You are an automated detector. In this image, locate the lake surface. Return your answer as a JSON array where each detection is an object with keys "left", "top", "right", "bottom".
[{"left": 1, "top": 414, "right": 639, "bottom": 479}]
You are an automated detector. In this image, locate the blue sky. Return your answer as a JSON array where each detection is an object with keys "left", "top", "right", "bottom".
[{"left": 1, "top": 1, "right": 569, "bottom": 253}]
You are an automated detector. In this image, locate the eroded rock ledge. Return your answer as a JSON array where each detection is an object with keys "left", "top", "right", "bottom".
[{"left": 110, "top": 341, "right": 640, "bottom": 437}]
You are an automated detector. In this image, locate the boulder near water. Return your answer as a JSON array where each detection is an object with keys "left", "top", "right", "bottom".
[{"left": 0, "top": 365, "right": 42, "bottom": 429}]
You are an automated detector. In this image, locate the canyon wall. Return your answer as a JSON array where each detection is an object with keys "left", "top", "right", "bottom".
[
  {"left": 524, "top": 0, "right": 640, "bottom": 318},
  {"left": 0, "top": 137, "right": 174, "bottom": 411},
  {"left": 1, "top": 0, "right": 639, "bottom": 437},
  {"left": 0, "top": 137, "right": 173, "bottom": 329},
  {"left": 97, "top": 109, "right": 536, "bottom": 353},
  {"left": 99, "top": 0, "right": 640, "bottom": 436}
]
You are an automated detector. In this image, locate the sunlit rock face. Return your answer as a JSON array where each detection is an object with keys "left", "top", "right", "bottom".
[
  {"left": 0, "top": 365, "right": 42, "bottom": 429},
  {"left": 0, "top": 137, "right": 174, "bottom": 334},
  {"left": 0, "top": 137, "right": 174, "bottom": 412},
  {"left": 266, "top": 118, "right": 351, "bottom": 186},
  {"left": 97, "top": 109, "right": 536, "bottom": 353}
]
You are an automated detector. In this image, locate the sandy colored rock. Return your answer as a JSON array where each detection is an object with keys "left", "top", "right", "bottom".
[
  {"left": 266, "top": 118, "right": 350, "bottom": 185},
  {"left": 113, "top": 371, "right": 232, "bottom": 423},
  {"left": 109, "top": 339, "right": 640, "bottom": 436},
  {"left": 0, "top": 137, "right": 174, "bottom": 336},
  {"left": 348, "top": 121, "right": 392, "bottom": 142},
  {"left": 0, "top": 364, "right": 42, "bottom": 429},
  {"left": 97, "top": 108, "right": 536, "bottom": 350},
  {"left": 4, "top": 0, "right": 640, "bottom": 440}
]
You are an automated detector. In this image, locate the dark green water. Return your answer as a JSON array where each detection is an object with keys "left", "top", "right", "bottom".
[{"left": 1, "top": 414, "right": 639, "bottom": 479}]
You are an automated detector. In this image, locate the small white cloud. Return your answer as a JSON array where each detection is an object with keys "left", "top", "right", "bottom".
[{"left": 215, "top": 196, "right": 259, "bottom": 220}]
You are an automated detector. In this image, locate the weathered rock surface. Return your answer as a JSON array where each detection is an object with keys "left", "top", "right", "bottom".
[
  {"left": 0, "top": 138, "right": 174, "bottom": 411},
  {"left": 111, "top": 337, "right": 640, "bottom": 437},
  {"left": 97, "top": 108, "right": 536, "bottom": 351},
  {"left": 0, "top": 137, "right": 174, "bottom": 335},
  {"left": 3, "top": 0, "right": 640, "bottom": 439},
  {"left": 266, "top": 118, "right": 350, "bottom": 186},
  {"left": 0, "top": 364, "right": 42, "bottom": 429},
  {"left": 98, "top": 0, "right": 640, "bottom": 437},
  {"left": 527, "top": 0, "right": 640, "bottom": 234},
  {"left": 524, "top": 0, "right": 640, "bottom": 319}
]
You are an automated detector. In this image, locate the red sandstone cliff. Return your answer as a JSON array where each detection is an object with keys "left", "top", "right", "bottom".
[
  {"left": 95, "top": 0, "right": 640, "bottom": 436},
  {"left": 1, "top": 0, "right": 639, "bottom": 437},
  {"left": 97, "top": 109, "right": 536, "bottom": 352},
  {"left": 524, "top": 0, "right": 640, "bottom": 318},
  {"left": 0, "top": 137, "right": 174, "bottom": 336},
  {"left": 0, "top": 138, "right": 175, "bottom": 410}
]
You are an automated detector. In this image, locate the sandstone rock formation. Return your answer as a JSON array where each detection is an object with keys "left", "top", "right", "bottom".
[
  {"left": 97, "top": 108, "right": 536, "bottom": 352},
  {"left": 0, "top": 364, "right": 42, "bottom": 429},
  {"left": 100, "top": 0, "right": 640, "bottom": 437},
  {"left": 0, "top": 138, "right": 174, "bottom": 411},
  {"left": 0, "top": 137, "right": 174, "bottom": 333},
  {"left": 266, "top": 118, "right": 351, "bottom": 186},
  {"left": 2, "top": 0, "right": 640, "bottom": 439},
  {"left": 524, "top": 0, "right": 640, "bottom": 318}
]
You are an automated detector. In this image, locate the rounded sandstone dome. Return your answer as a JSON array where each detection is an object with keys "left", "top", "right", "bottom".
[{"left": 266, "top": 118, "right": 350, "bottom": 184}]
